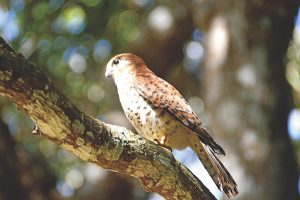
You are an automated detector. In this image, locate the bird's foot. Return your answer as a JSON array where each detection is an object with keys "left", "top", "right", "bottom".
[{"left": 154, "top": 137, "right": 172, "bottom": 152}]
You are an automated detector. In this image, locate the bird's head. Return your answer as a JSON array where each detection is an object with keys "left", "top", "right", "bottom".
[{"left": 105, "top": 53, "right": 147, "bottom": 79}]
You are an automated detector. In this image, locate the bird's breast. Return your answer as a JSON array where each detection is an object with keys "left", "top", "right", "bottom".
[
  {"left": 117, "top": 85, "right": 156, "bottom": 128},
  {"left": 116, "top": 84, "right": 189, "bottom": 149}
]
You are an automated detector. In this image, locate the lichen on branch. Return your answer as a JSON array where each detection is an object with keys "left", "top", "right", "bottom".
[{"left": 0, "top": 37, "right": 215, "bottom": 200}]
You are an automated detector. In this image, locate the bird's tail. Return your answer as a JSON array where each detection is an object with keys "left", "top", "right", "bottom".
[{"left": 189, "top": 134, "right": 238, "bottom": 198}]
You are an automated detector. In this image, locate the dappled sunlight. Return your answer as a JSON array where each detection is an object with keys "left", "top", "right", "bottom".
[{"left": 0, "top": 0, "right": 298, "bottom": 199}]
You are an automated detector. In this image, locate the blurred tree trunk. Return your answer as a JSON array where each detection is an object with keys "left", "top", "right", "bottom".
[
  {"left": 0, "top": 118, "right": 57, "bottom": 200},
  {"left": 197, "top": 0, "right": 299, "bottom": 199},
  {"left": 0, "top": 119, "right": 28, "bottom": 200}
]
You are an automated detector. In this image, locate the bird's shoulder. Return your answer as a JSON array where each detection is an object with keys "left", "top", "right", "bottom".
[{"left": 133, "top": 71, "right": 202, "bottom": 126}]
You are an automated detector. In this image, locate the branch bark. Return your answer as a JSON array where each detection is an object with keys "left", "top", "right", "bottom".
[{"left": 0, "top": 38, "right": 216, "bottom": 200}]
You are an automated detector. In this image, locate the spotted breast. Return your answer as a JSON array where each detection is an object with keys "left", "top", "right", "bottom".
[{"left": 116, "top": 81, "right": 190, "bottom": 149}]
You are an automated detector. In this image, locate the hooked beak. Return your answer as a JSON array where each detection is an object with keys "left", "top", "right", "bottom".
[
  {"left": 105, "top": 67, "right": 113, "bottom": 78},
  {"left": 105, "top": 71, "right": 112, "bottom": 78}
]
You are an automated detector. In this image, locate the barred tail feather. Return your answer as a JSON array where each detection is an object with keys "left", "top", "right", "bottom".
[
  {"left": 190, "top": 136, "right": 238, "bottom": 198},
  {"left": 200, "top": 127, "right": 226, "bottom": 156}
]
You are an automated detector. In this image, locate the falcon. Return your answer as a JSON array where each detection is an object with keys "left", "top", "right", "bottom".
[{"left": 105, "top": 53, "right": 238, "bottom": 198}]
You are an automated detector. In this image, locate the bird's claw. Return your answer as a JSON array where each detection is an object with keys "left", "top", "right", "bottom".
[{"left": 154, "top": 137, "right": 172, "bottom": 152}]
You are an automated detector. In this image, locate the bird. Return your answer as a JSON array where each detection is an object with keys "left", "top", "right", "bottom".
[{"left": 105, "top": 53, "right": 238, "bottom": 198}]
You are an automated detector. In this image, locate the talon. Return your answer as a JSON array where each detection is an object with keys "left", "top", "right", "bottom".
[
  {"left": 154, "top": 137, "right": 172, "bottom": 152},
  {"left": 160, "top": 136, "right": 167, "bottom": 145},
  {"left": 154, "top": 138, "right": 159, "bottom": 144}
]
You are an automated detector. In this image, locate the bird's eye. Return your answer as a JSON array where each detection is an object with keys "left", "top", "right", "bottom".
[{"left": 113, "top": 59, "right": 119, "bottom": 65}]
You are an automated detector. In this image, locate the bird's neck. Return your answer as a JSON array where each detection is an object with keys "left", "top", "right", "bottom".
[{"left": 113, "top": 72, "right": 135, "bottom": 89}]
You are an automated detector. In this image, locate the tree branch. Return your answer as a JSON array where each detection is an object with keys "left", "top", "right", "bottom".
[{"left": 0, "top": 38, "right": 216, "bottom": 200}]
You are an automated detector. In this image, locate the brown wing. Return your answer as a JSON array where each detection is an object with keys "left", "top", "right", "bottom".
[{"left": 134, "top": 71, "right": 225, "bottom": 155}]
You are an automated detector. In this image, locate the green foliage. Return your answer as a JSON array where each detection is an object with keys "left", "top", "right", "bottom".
[{"left": 0, "top": 0, "right": 155, "bottom": 198}]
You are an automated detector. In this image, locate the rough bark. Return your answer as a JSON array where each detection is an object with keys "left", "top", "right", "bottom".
[
  {"left": 0, "top": 38, "right": 216, "bottom": 200},
  {"left": 195, "top": 0, "right": 299, "bottom": 199}
]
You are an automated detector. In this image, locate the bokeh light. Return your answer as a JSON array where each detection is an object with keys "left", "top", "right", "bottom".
[
  {"left": 183, "top": 29, "right": 205, "bottom": 74},
  {"left": 87, "top": 84, "right": 105, "bottom": 103},
  {"left": 65, "top": 168, "right": 84, "bottom": 189},
  {"left": 93, "top": 39, "right": 112, "bottom": 63},
  {"left": 39, "top": 139, "right": 56, "bottom": 158},
  {"left": 10, "top": 0, "right": 25, "bottom": 12},
  {"left": 56, "top": 180, "right": 74, "bottom": 197},
  {"left": 148, "top": 193, "right": 163, "bottom": 200},
  {"left": 0, "top": 8, "right": 19, "bottom": 41},
  {"left": 236, "top": 63, "right": 256, "bottom": 88},
  {"left": 183, "top": 40, "right": 204, "bottom": 72},
  {"left": 288, "top": 109, "right": 300, "bottom": 140},
  {"left": 84, "top": 163, "right": 107, "bottom": 184},
  {"left": 298, "top": 176, "right": 300, "bottom": 196},
  {"left": 148, "top": 6, "right": 174, "bottom": 33},
  {"left": 52, "top": 5, "right": 86, "bottom": 34},
  {"left": 69, "top": 53, "right": 87, "bottom": 74},
  {"left": 57, "top": 149, "right": 77, "bottom": 164},
  {"left": 0, "top": 103, "right": 30, "bottom": 135},
  {"left": 118, "top": 10, "right": 140, "bottom": 43},
  {"left": 185, "top": 41, "right": 204, "bottom": 61},
  {"left": 192, "top": 29, "right": 203, "bottom": 42},
  {"left": 207, "top": 17, "right": 228, "bottom": 69}
]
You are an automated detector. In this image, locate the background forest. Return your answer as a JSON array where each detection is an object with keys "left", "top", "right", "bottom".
[{"left": 0, "top": 0, "right": 299, "bottom": 200}]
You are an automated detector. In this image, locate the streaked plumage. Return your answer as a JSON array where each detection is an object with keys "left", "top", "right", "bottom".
[{"left": 105, "top": 53, "right": 238, "bottom": 198}]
